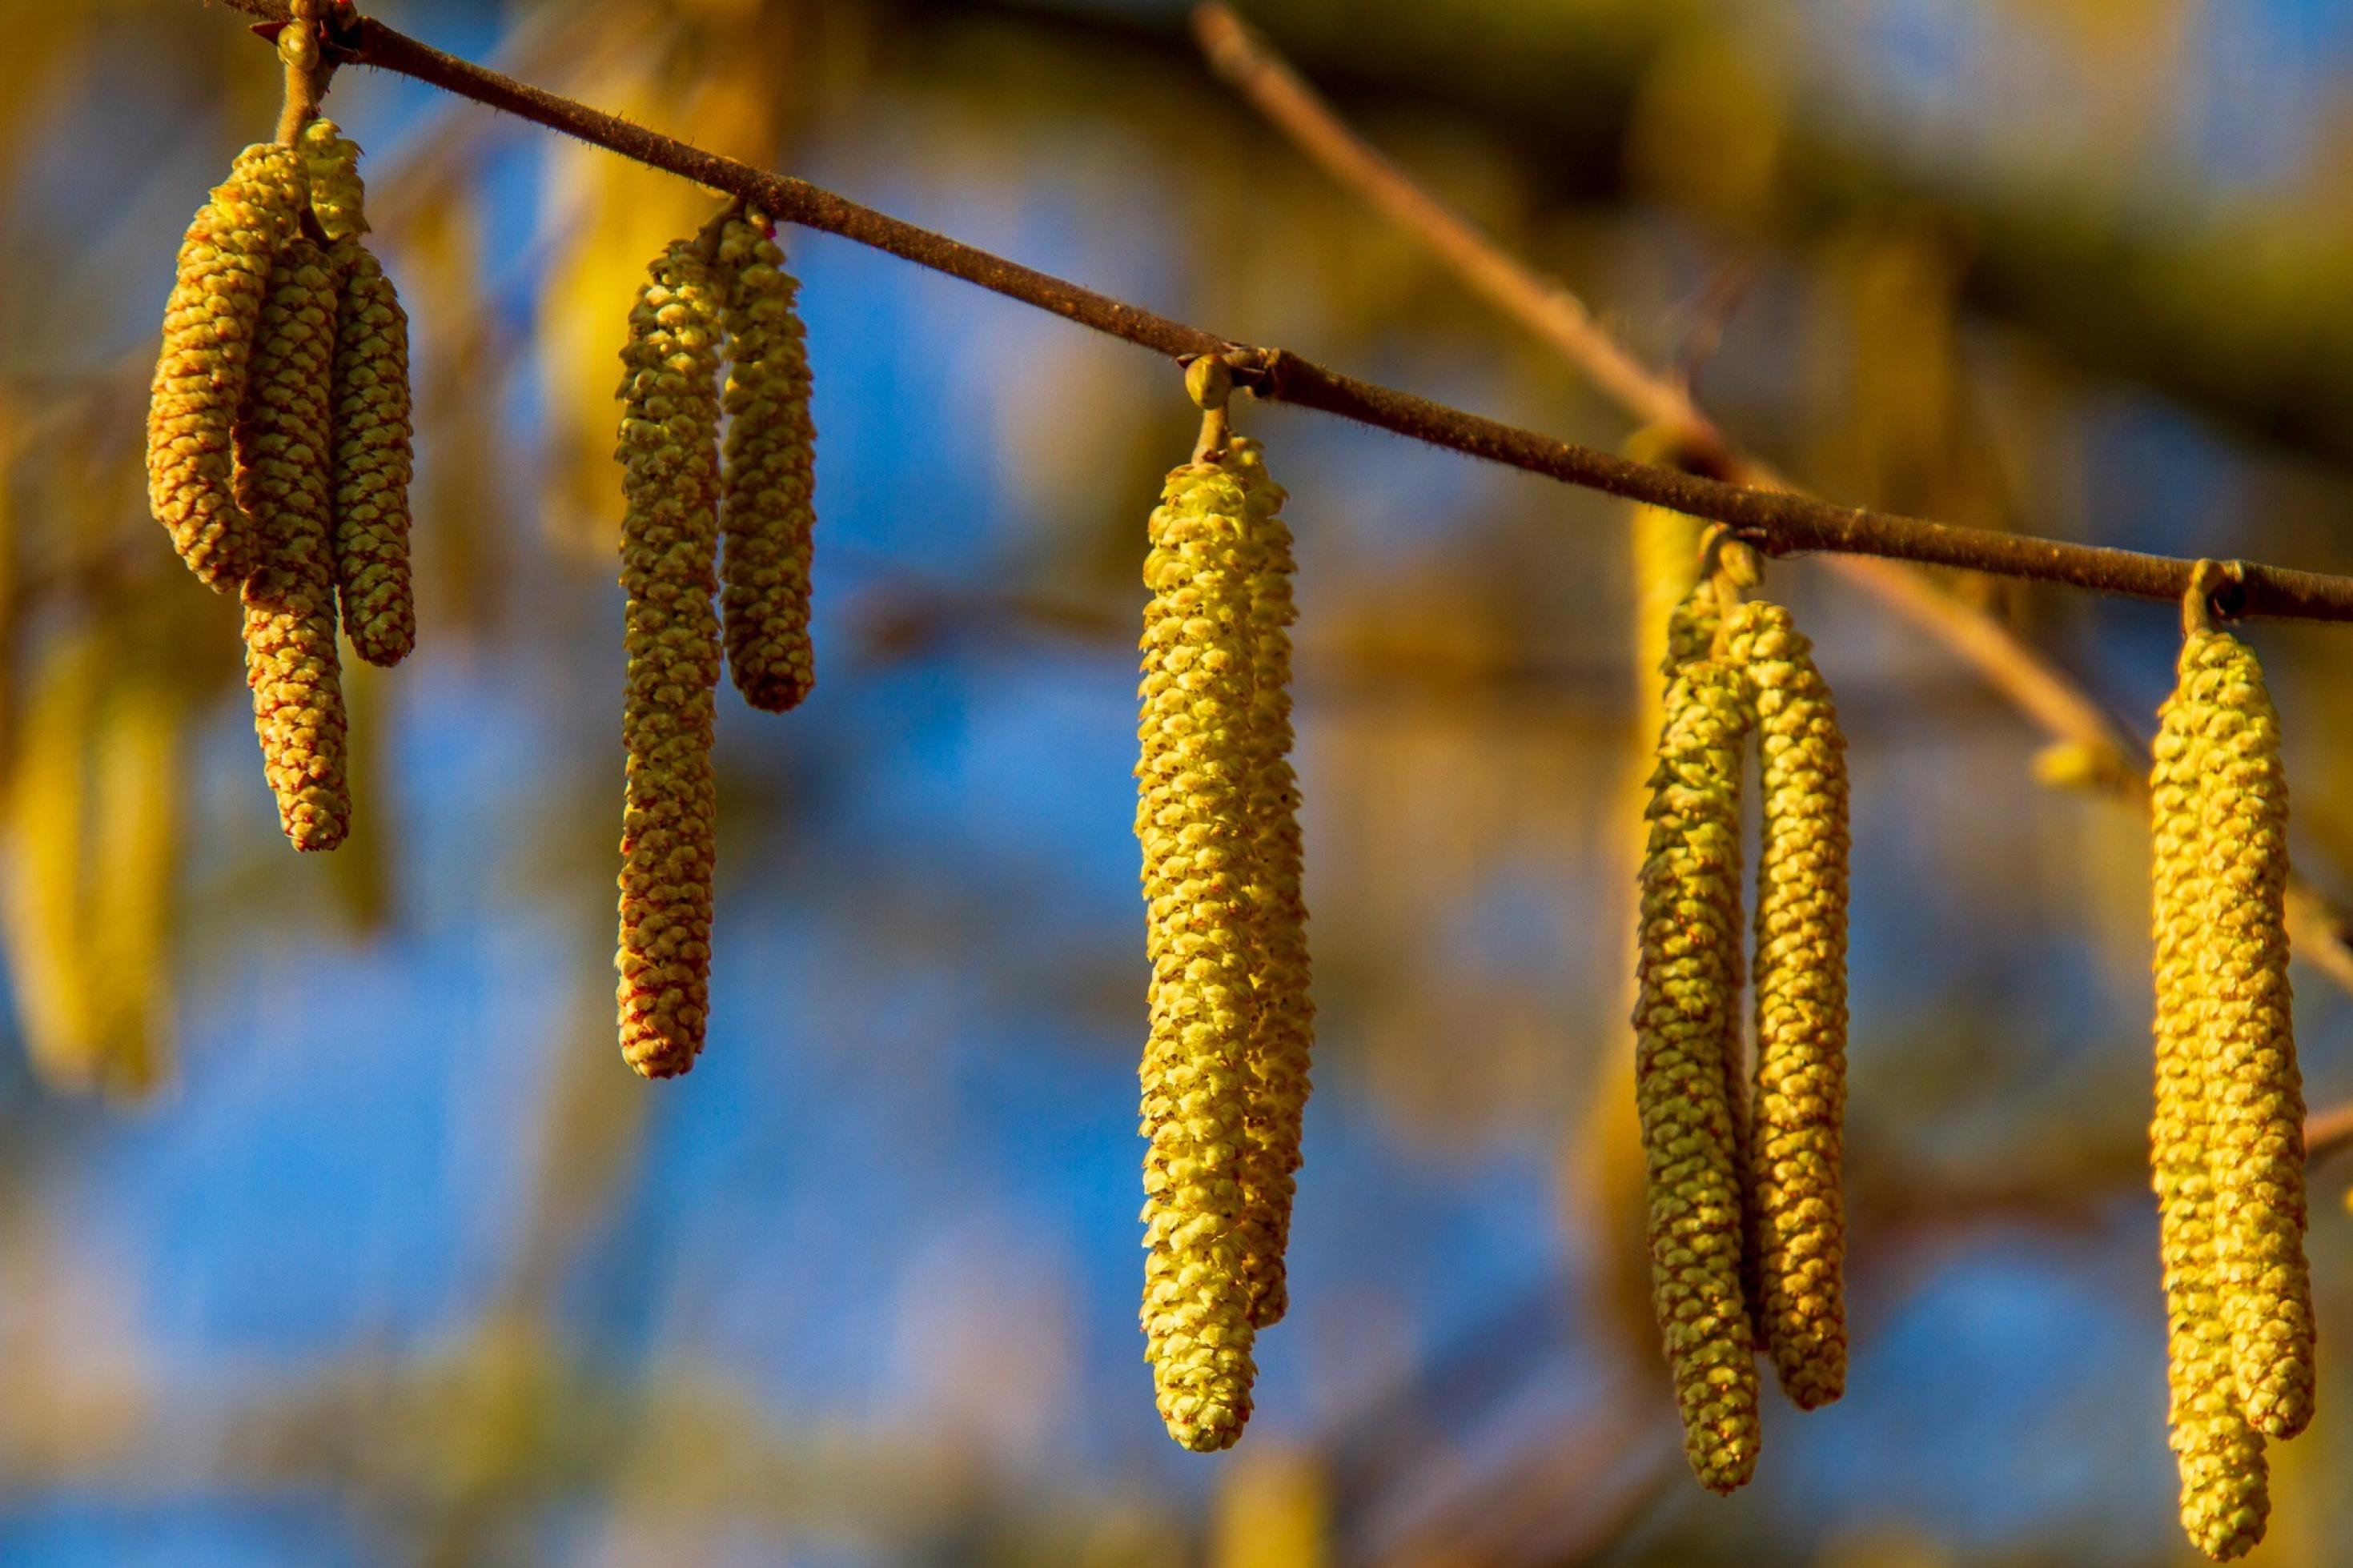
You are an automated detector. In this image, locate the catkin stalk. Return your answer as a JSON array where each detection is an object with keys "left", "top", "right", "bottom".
[
  {"left": 2151, "top": 661, "right": 2271, "bottom": 1562},
  {"left": 716, "top": 209, "right": 819, "bottom": 713},
  {"left": 615, "top": 239, "right": 726, "bottom": 1078},
  {"left": 2182, "top": 632, "right": 2313, "bottom": 1443},
  {"left": 238, "top": 235, "right": 351, "bottom": 852},
  {"left": 1136, "top": 454, "right": 1263, "bottom": 1452},
  {"left": 147, "top": 145, "right": 304, "bottom": 591},
  {"left": 328, "top": 244, "right": 417, "bottom": 666},
  {"left": 1725, "top": 599, "right": 1850, "bottom": 1410},
  {"left": 1227, "top": 434, "right": 1313, "bottom": 1332},
  {"left": 1633, "top": 648, "right": 1761, "bottom": 1494}
]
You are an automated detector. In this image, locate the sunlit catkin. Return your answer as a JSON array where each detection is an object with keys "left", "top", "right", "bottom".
[
  {"left": 238, "top": 235, "right": 351, "bottom": 852},
  {"left": 147, "top": 144, "right": 303, "bottom": 591},
  {"left": 299, "top": 119, "right": 368, "bottom": 244},
  {"left": 1135, "top": 453, "right": 1262, "bottom": 1452},
  {"left": 1227, "top": 434, "right": 1312, "bottom": 1332},
  {"left": 715, "top": 210, "right": 818, "bottom": 712},
  {"left": 1633, "top": 649, "right": 1761, "bottom": 1494},
  {"left": 328, "top": 245, "right": 416, "bottom": 666},
  {"left": 2151, "top": 659, "right": 2271, "bottom": 1562},
  {"left": 1723, "top": 599, "right": 1849, "bottom": 1410},
  {"left": 2182, "top": 631, "right": 2313, "bottom": 1443},
  {"left": 615, "top": 239, "right": 725, "bottom": 1078}
]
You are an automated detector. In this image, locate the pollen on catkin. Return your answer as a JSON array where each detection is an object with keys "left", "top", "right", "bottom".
[
  {"left": 1723, "top": 598, "right": 1849, "bottom": 1412},
  {"left": 237, "top": 235, "right": 351, "bottom": 852},
  {"left": 615, "top": 239, "right": 726, "bottom": 1079},
  {"left": 147, "top": 143, "right": 304, "bottom": 592},
  {"left": 715, "top": 209, "right": 818, "bottom": 713},
  {"left": 2182, "top": 631, "right": 2313, "bottom": 1443},
  {"left": 327, "top": 244, "right": 416, "bottom": 666},
  {"left": 1227, "top": 433, "right": 1313, "bottom": 1333},
  {"left": 1633, "top": 648, "right": 1761, "bottom": 1494},
  {"left": 2151, "top": 664, "right": 2271, "bottom": 1562},
  {"left": 299, "top": 119, "right": 369, "bottom": 243},
  {"left": 1135, "top": 453, "right": 1263, "bottom": 1452}
]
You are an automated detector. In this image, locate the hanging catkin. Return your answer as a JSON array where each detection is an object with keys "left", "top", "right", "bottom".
[
  {"left": 238, "top": 235, "right": 351, "bottom": 852},
  {"left": 715, "top": 209, "right": 819, "bottom": 713},
  {"left": 1723, "top": 598, "right": 1850, "bottom": 1411},
  {"left": 1135, "top": 439, "right": 1263, "bottom": 1453},
  {"left": 2151, "top": 640, "right": 2271, "bottom": 1562},
  {"left": 299, "top": 119, "right": 368, "bottom": 244},
  {"left": 2181, "top": 630, "right": 2313, "bottom": 1442},
  {"left": 1227, "top": 431, "right": 1313, "bottom": 1332},
  {"left": 615, "top": 239, "right": 726, "bottom": 1078},
  {"left": 327, "top": 245, "right": 416, "bottom": 667},
  {"left": 147, "top": 144, "right": 304, "bottom": 592},
  {"left": 1632, "top": 630, "right": 1761, "bottom": 1494}
]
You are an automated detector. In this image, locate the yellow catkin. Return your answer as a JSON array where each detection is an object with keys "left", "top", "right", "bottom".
[
  {"left": 327, "top": 244, "right": 417, "bottom": 667},
  {"left": 715, "top": 209, "right": 818, "bottom": 713},
  {"left": 147, "top": 143, "right": 303, "bottom": 591},
  {"left": 88, "top": 680, "right": 182, "bottom": 1101},
  {"left": 238, "top": 235, "right": 351, "bottom": 852},
  {"left": 1723, "top": 599, "right": 1849, "bottom": 1411},
  {"left": 1135, "top": 454, "right": 1263, "bottom": 1452},
  {"left": 615, "top": 239, "right": 725, "bottom": 1078},
  {"left": 1227, "top": 434, "right": 1313, "bottom": 1332},
  {"left": 2, "top": 630, "right": 105, "bottom": 1092},
  {"left": 299, "top": 118, "right": 369, "bottom": 243},
  {"left": 2152, "top": 661, "right": 2271, "bottom": 1562},
  {"left": 1632, "top": 648, "right": 1761, "bottom": 1494},
  {"left": 2182, "top": 632, "right": 2314, "bottom": 1443}
]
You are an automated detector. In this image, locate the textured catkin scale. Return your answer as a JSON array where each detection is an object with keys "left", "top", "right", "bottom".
[
  {"left": 147, "top": 144, "right": 304, "bottom": 592},
  {"left": 615, "top": 240, "right": 725, "bottom": 1079},
  {"left": 1226, "top": 435, "right": 1313, "bottom": 1332},
  {"left": 2150, "top": 669, "right": 2271, "bottom": 1562},
  {"left": 715, "top": 210, "right": 818, "bottom": 712},
  {"left": 327, "top": 244, "right": 417, "bottom": 666},
  {"left": 299, "top": 119, "right": 369, "bottom": 243},
  {"left": 1724, "top": 600, "right": 1850, "bottom": 1411},
  {"left": 1633, "top": 654, "right": 1761, "bottom": 1494},
  {"left": 1134, "top": 457, "right": 1262, "bottom": 1451},
  {"left": 237, "top": 236, "right": 351, "bottom": 852},
  {"left": 2182, "top": 632, "right": 2314, "bottom": 1444}
]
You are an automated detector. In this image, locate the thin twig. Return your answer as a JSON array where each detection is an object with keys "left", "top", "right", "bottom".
[{"left": 190, "top": 0, "right": 2353, "bottom": 623}]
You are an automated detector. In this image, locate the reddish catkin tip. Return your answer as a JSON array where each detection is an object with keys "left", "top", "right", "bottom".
[
  {"left": 1135, "top": 454, "right": 1263, "bottom": 1451},
  {"left": 236, "top": 235, "right": 351, "bottom": 852},
  {"left": 327, "top": 243, "right": 417, "bottom": 667},
  {"left": 614, "top": 239, "right": 726, "bottom": 1079},
  {"left": 716, "top": 209, "right": 818, "bottom": 713},
  {"left": 147, "top": 143, "right": 304, "bottom": 592}
]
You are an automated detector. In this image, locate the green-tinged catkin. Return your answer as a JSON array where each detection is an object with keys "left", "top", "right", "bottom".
[
  {"left": 299, "top": 119, "right": 368, "bottom": 243},
  {"left": 1723, "top": 599, "right": 1849, "bottom": 1411},
  {"left": 1633, "top": 650, "right": 1761, "bottom": 1494},
  {"left": 615, "top": 239, "right": 725, "bottom": 1079},
  {"left": 1227, "top": 434, "right": 1313, "bottom": 1333},
  {"left": 715, "top": 209, "right": 817, "bottom": 712},
  {"left": 327, "top": 244, "right": 416, "bottom": 666},
  {"left": 2152, "top": 668, "right": 2271, "bottom": 1562},
  {"left": 237, "top": 235, "right": 351, "bottom": 852},
  {"left": 1135, "top": 455, "right": 1262, "bottom": 1452},
  {"left": 2181, "top": 632, "right": 2314, "bottom": 1443},
  {"left": 147, "top": 144, "right": 304, "bottom": 592}
]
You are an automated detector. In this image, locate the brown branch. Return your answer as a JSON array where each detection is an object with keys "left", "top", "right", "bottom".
[{"left": 190, "top": 0, "right": 2353, "bottom": 622}]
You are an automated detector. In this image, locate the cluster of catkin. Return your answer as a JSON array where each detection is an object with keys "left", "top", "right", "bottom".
[
  {"left": 1632, "top": 552, "right": 1850, "bottom": 1494},
  {"left": 2149, "top": 567, "right": 2313, "bottom": 1562},
  {"left": 144, "top": 83, "right": 413, "bottom": 852},
  {"left": 613, "top": 209, "right": 818, "bottom": 1079},
  {"left": 1133, "top": 364, "right": 1314, "bottom": 1452}
]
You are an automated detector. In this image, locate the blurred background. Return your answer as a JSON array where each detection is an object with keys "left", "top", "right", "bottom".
[{"left": 2, "top": 0, "right": 2353, "bottom": 1561}]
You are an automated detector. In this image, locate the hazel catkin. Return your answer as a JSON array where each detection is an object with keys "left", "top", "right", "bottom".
[
  {"left": 299, "top": 118, "right": 369, "bottom": 244},
  {"left": 615, "top": 239, "right": 726, "bottom": 1079},
  {"left": 147, "top": 144, "right": 304, "bottom": 592},
  {"left": 327, "top": 244, "right": 417, "bottom": 666},
  {"left": 1632, "top": 646, "right": 1761, "bottom": 1494},
  {"left": 1135, "top": 453, "right": 1263, "bottom": 1452},
  {"left": 2151, "top": 664, "right": 2271, "bottom": 1562},
  {"left": 237, "top": 235, "right": 351, "bottom": 852},
  {"left": 1723, "top": 598, "right": 1850, "bottom": 1411},
  {"left": 715, "top": 209, "right": 818, "bottom": 713}
]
